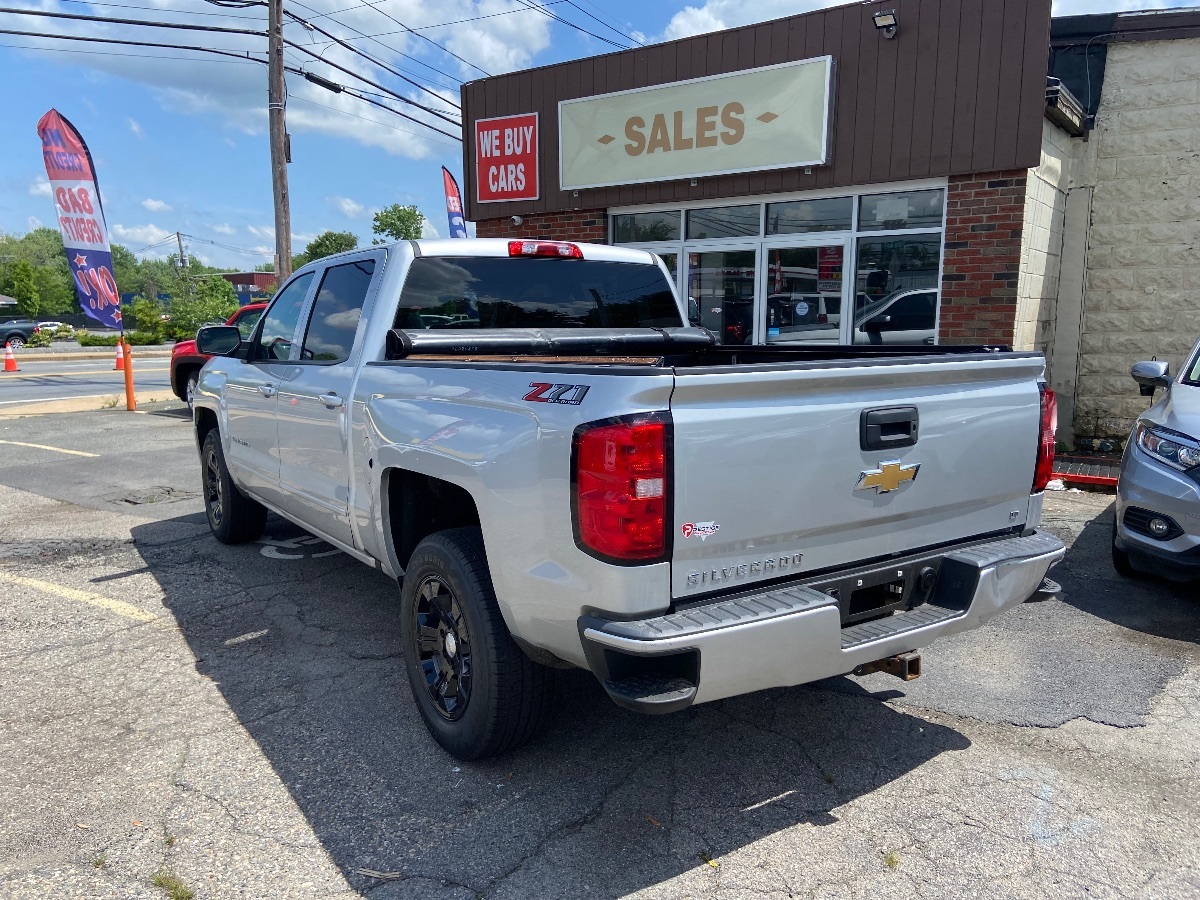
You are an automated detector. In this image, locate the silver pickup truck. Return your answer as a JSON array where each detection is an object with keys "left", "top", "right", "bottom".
[{"left": 193, "top": 238, "right": 1065, "bottom": 760}]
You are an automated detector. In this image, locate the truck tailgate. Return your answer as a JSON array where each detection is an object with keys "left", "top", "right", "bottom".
[{"left": 668, "top": 353, "right": 1046, "bottom": 599}]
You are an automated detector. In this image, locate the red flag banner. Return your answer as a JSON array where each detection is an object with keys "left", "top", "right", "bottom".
[{"left": 36, "top": 109, "right": 122, "bottom": 330}]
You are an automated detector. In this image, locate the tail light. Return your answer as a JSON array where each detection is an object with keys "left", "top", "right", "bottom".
[
  {"left": 508, "top": 240, "right": 584, "bottom": 259},
  {"left": 573, "top": 416, "right": 669, "bottom": 562},
  {"left": 1033, "top": 385, "right": 1058, "bottom": 493}
]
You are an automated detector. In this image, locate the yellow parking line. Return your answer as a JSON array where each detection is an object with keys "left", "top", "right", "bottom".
[
  {"left": 0, "top": 440, "right": 99, "bottom": 458},
  {"left": 0, "top": 572, "right": 159, "bottom": 623}
]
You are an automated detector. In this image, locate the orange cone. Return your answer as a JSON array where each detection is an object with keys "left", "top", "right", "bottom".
[
  {"left": 3, "top": 344, "right": 17, "bottom": 373},
  {"left": 113, "top": 342, "right": 124, "bottom": 371}
]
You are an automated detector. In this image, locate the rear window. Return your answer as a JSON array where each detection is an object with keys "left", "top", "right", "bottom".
[{"left": 393, "top": 257, "right": 681, "bottom": 330}]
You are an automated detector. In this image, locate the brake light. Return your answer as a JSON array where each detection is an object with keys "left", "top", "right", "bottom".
[
  {"left": 508, "top": 240, "right": 584, "bottom": 259},
  {"left": 1033, "top": 385, "right": 1058, "bottom": 493},
  {"left": 573, "top": 417, "right": 668, "bottom": 561}
]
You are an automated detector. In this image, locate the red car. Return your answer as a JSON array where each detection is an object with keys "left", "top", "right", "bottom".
[{"left": 171, "top": 302, "right": 267, "bottom": 408}]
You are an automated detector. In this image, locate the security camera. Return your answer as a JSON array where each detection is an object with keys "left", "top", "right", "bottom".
[{"left": 511, "top": 215, "right": 523, "bottom": 225}]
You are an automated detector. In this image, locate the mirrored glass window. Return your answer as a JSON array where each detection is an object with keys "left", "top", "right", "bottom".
[
  {"left": 612, "top": 211, "right": 681, "bottom": 243},
  {"left": 766, "top": 197, "right": 853, "bottom": 235},
  {"left": 686, "top": 205, "right": 760, "bottom": 240},
  {"left": 858, "top": 189, "right": 945, "bottom": 232}
]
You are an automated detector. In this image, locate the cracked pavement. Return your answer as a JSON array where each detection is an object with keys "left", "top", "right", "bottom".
[{"left": 1, "top": 406, "right": 1198, "bottom": 898}]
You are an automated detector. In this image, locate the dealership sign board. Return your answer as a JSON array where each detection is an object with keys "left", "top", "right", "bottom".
[
  {"left": 475, "top": 113, "right": 539, "bottom": 203},
  {"left": 559, "top": 57, "right": 831, "bottom": 191}
]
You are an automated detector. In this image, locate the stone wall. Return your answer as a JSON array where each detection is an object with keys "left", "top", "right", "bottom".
[
  {"left": 1014, "top": 121, "right": 1076, "bottom": 355},
  {"left": 939, "top": 171, "right": 1027, "bottom": 346},
  {"left": 1071, "top": 37, "right": 1200, "bottom": 439}
]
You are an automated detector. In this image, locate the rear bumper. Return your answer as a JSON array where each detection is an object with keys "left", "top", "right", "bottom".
[{"left": 579, "top": 530, "right": 1065, "bottom": 713}]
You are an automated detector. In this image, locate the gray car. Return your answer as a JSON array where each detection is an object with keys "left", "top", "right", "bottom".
[{"left": 1113, "top": 342, "right": 1200, "bottom": 581}]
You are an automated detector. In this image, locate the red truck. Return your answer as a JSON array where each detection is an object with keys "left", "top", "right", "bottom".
[{"left": 170, "top": 302, "right": 267, "bottom": 409}]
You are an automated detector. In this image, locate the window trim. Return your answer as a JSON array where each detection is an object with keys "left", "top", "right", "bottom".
[
  {"left": 246, "top": 269, "right": 318, "bottom": 364},
  {"left": 294, "top": 255, "right": 381, "bottom": 366}
]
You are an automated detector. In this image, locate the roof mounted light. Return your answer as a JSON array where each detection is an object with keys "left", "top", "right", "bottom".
[
  {"left": 508, "top": 240, "right": 584, "bottom": 259},
  {"left": 872, "top": 9, "right": 898, "bottom": 38}
]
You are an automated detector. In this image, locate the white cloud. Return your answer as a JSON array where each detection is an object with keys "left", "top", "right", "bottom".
[
  {"left": 247, "top": 225, "right": 274, "bottom": 240},
  {"left": 330, "top": 196, "right": 367, "bottom": 219},
  {"left": 127, "top": 117, "right": 144, "bottom": 139},
  {"left": 647, "top": 0, "right": 1175, "bottom": 42},
  {"left": 211, "top": 223, "right": 236, "bottom": 235},
  {"left": 421, "top": 219, "right": 441, "bottom": 239},
  {"left": 27, "top": 216, "right": 43, "bottom": 230},
  {"left": 29, "top": 177, "right": 51, "bottom": 197},
  {"left": 141, "top": 198, "right": 172, "bottom": 213},
  {"left": 111, "top": 223, "right": 173, "bottom": 248}
]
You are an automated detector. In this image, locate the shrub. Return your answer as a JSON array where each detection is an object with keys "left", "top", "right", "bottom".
[
  {"left": 26, "top": 329, "right": 53, "bottom": 348},
  {"left": 50, "top": 325, "right": 75, "bottom": 341},
  {"left": 76, "top": 331, "right": 162, "bottom": 347}
]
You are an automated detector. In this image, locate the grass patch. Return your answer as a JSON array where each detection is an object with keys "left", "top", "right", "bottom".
[
  {"left": 150, "top": 870, "right": 194, "bottom": 900},
  {"left": 100, "top": 395, "right": 120, "bottom": 409},
  {"left": 883, "top": 849, "right": 901, "bottom": 870},
  {"left": 91, "top": 852, "right": 107, "bottom": 870},
  {"left": 164, "top": 831, "right": 176, "bottom": 847}
]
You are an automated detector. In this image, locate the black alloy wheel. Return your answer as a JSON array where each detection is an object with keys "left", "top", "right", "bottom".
[
  {"left": 411, "top": 575, "right": 473, "bottom": 720},
  {"left": 200, "top": 430, "right": 267, "bottom": 544}
]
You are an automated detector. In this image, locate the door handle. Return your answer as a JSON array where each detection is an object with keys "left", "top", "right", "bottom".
[
  {"left": 257, "top": 383, "right": 277, "bottom": 398},
  {"left": 319, "top": 392, "right": 344, "bottom": 409}
]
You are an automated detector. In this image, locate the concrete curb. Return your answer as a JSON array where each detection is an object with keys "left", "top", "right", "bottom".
[{"left": 0, "top": 393, "right": 182, "bottom": 417}]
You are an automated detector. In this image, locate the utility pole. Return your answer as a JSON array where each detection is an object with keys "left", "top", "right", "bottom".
[
  {"left": 175, "top": 231, "right": 187, "bottom": 269},
  {"left": 268, "top": 0, "right": 292, "bottom": 282}
]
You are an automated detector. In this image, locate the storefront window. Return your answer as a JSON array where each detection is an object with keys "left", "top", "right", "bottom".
[
  {"left": 613, "top": 211, "right": 681, "bottom": 243},
  {"left": 858, "top": 189, "right": 944, "bottom": 232},
  {"left": 687, "top": 205, "right": 760, "bottom": 240},
  {"left": 766, "top": 197, "right": 853, "bottom": 235},
  {"left": 688, "top": 250, "right": 755, "bottom": 343},
  {"left": 852, "top": 234, "right": 942, "bottom": 345}
]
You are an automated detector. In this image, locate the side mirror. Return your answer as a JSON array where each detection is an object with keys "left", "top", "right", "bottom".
[
  {"left": 196, "top": 325, "right": 243, "bottom": 357},
  {"left": 863, "top": 314, "right": 891, "bottom": 332},
  {"left": 1131, "top": 360, "right": 1171, "bottom": 397}
]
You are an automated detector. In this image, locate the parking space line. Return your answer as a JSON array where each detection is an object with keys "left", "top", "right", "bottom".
[
  {"left": 0, "top": 439, "right": 99, "bottom": 457},
  {"left": 0, "top": 572, "right": 158, "bottom": 623}
]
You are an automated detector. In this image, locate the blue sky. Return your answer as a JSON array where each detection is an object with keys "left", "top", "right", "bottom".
[{"left": 0, "top": 0, "right": 1172, "bottom": 269}]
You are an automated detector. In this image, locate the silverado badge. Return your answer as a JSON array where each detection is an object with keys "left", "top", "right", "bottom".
[{"left": 855, "top": 460, "right": 920, "bottom": 494}]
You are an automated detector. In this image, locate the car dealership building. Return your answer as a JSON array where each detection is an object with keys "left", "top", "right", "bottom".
[{"left": 459, "top": 0, "right": 1200, "bottom": 446}]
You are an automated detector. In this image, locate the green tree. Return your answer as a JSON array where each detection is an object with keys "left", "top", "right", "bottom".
[
  {"left": 8, "top": 260, "right": 39, "bottom": 318},
  {"left": 130, "top": 295, "right": 168, "bottom": 340},
  {"left": 293, "top": 231, "right": 358, "bottom": 268},
  {"left": 110, "top": 244, "right": 144, "bottom": 298},
  {"left": 165, "top": 275, "right": 238, "bottom": 340},
  {"left": 31, "top": 265, "right": 74, "bottom": 315},
  {"left": 371, "top": 204, "right": 425, "bottom": 243}
]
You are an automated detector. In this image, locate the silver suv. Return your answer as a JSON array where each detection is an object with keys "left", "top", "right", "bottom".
[{"left": 1114, "top": 342, "right": 1200, "bottom": 581}]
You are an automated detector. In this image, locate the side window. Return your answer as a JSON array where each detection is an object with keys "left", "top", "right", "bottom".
[
  {"left": 254, "top": 272, "right": 314, "bottom": 361},
  {"left": 299, "top": 259, "right": 376, "bottom": 363},
  {"left": 233, "top": 307, "right": 264, "bottom": 339},
  {"left": 881, "top": 292, "right": 936, "bottom": 330}
]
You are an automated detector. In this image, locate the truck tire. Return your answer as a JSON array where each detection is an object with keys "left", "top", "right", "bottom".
[
  {"left": 400, "top": 527, "right": 549, "bottom": 760},
  {"left": 185, "top": 371, "right": 199, "bottom": 411},
  {"left": 201, "top": 430, "right": 267, "bottom": 544}
]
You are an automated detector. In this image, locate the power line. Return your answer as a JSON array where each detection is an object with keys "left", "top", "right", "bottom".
[
  {"left": 0, "top": 5, "right": 266, "bottom": 37},
  {"left": 0, "top": 27, "right": 265, "bottom": 63},
  {"left": 289, "top": 92, "right": 459, "bottom": 148},
  {"left": 282, "top": 8, "right": 458, "bottom": 109},
  {"left": 283, "top": 41, "right": 460, "bottom": 128},
  {"left": 511, "top": 0, "right": 634, "bottom": 50},
  {"left": 58, "top": 0, "right": 264, "bottom": 20},
  {"left": 303, "top": 0, "right": 567, "bottom": 33},
  {"left": 352, "top": 0, "right": 491, "bottom": 76},
  {"left": 0, "top": 40, "right": 261, "bottom": 64},
  {"left": 562, "top": 0, "right": 642, "bottom": 46}
]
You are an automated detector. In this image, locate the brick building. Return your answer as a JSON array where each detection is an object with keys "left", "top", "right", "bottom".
[{"left": 459, "top": 1, "right": 1200, "bottom": 447}]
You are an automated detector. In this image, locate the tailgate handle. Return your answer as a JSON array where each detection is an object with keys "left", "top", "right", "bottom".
[{"left": 860, "top": 407, "right": 918, "bottom": 451}]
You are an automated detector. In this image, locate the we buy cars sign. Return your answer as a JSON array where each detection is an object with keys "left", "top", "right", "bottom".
[{"left": 475, "top": 113, "right": 539, "bottom": 203}]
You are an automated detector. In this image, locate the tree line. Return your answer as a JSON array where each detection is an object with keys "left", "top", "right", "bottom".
[{"left": 0, "top": 203, "right": 426, "bottom": 339}]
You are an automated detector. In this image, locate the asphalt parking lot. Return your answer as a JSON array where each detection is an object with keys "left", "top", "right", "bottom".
[{"left": 1, "top": 406, "right": 1198, "bottom": 899}]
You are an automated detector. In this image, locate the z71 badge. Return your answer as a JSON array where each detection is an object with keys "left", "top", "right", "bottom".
[{"left": 523, "top": 383, "right": 590, "bottom": 405}]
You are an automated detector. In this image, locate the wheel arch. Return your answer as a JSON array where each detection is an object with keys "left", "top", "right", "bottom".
[{"left": 382, "top": 466, "right": 482, "bottom": 574}]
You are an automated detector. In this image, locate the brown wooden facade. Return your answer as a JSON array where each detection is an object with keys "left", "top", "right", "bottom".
[{"left": 461, "top": 0, "right": 1053, "bottom": 222}]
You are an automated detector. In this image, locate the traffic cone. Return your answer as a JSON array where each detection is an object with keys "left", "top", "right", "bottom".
[
  {"left": 113, "top": 342, "right": 124, "bottom": 371},
  {"left": 3, "top": 344, "right": 17, "bottom": 373}
]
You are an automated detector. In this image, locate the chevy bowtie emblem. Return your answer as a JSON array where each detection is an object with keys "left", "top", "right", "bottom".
[{"left": 855, "top": 461, "right": 920, "bottom": 494}]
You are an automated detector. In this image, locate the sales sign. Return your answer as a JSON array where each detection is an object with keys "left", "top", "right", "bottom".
[
  {"left": 35, "top": 109, "right": 122, "bottom": 330},
  {"left": 475, "top": 113, "right": 539, "bottom": 203}
]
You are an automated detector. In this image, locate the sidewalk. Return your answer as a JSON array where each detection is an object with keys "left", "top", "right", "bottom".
[{"left": 13, "top": 342, "right": 175, "bottom": 362}]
